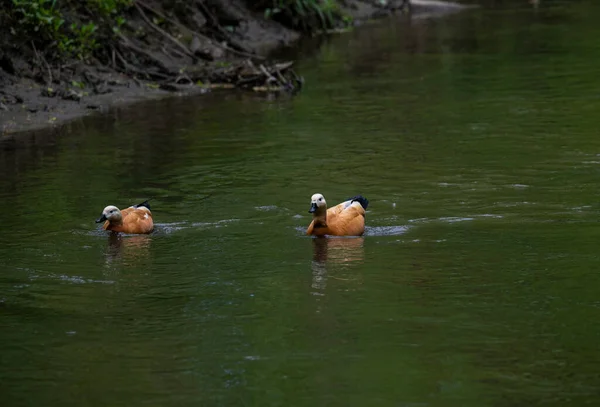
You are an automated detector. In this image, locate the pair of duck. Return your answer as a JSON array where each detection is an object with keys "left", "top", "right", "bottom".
[{"left": 96, "top": 193, "right": 369, "bottom": 236}]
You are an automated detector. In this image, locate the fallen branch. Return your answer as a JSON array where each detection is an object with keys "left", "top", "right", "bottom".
[
  {"left": 274, "top": 69, "right": 288, "bottom": 87},
  {"left": 235, "top": 74, "right": 263, "bottom": 87},
  {"left": 259, "top": 64, "right": 281, "bottom": 86},
  {"left": 227, "top": 60, "right": 302, "bottom": 93}
]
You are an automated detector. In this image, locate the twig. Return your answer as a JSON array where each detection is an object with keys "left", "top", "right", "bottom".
[
  {"left": 161, "top": 44, "right": 187, "bottom": 60},
  {"left": 273, "top": 61, "right": 294, "bottom": 71},
  {"left": 116, "top": 32, "right": 174, "bottom": 74},
  {"left": 134, "top": 2, "right": 197, "bottom": 61},
  {"left": 136, "top": 0, "right": 265, "bottom": 61},
  {"left": 175, "top": 72, "right": 193, "bottom": 84},
  {"left": 259, "top": 64, "right": 281, "bottom": 86},
  {"left": 235, "top": 75, "right": 263, "bottom": 87},
  {"left": 275, "top": 69, "right": 288, "bottom": 87},
  {"left": 114, "top": 49, "right": 136, "bottom": 73},
  {"left": 60, "top": 61, "right": 80, "bottom": 69},
  {"left": 31, "top": 41, "right": 52, "bottom": 86},
  {"left": 115, "top": 49, "right": 169, "bottom": 80},
  {"left": 194, "top": 0, "right": 218, "bottom": 26},
  {"left": 137, "top": 1, "right": 197, "bottom": 37},
  {"left": 289, "top": 69, "right": 304, "bottom": 89}
]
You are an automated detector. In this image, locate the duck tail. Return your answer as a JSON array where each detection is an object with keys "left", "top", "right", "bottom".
[
  {"left": 349, "top": 195, "right": 369, "bottom": 210},
  {"left": 134, "top": 199, "right": 152, "bottom": 210}
]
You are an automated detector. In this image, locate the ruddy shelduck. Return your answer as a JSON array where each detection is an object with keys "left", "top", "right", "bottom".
[
  {"left": 306, "top": 193, "right": 369, "bottom": 236},
  {"left": 95, "top": 200, "right": 154, "bottom": 234}
]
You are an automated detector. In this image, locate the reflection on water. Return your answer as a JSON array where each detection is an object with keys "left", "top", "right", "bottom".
[
  {"left": 311, "top": 236, "right": 365, "bottom": 264},
  {"left": 311, "top": 237, "right": 364, "bottom": 294},
  {"left": 104, "top": 233, "right": 152, "bottom": 265}
]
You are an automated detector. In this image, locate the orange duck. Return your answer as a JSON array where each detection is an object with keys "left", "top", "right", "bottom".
[
  {"left": 306, "top": 193, "right": 368, "bottom": 236},
  {"left": 96, "top": 200, "right": 154, "bottom": 234}
]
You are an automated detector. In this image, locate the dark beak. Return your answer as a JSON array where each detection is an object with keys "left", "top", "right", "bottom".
[
  {"left": 95, "top": 214, "right": 107, "bottom": 223},
  {"left": 308, "top": 203, "right": 318, "bottom": 213}
]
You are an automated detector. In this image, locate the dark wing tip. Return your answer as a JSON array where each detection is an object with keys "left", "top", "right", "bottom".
[
  {"left": 349, "top": 195, "right": 369, "bottom": 210},
  {"left": 134, "top": 199, "right": 151, "bottom": 210}
]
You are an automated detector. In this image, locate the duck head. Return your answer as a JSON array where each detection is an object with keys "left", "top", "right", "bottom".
[
  {"left": 96, "top": 205, "right": 122, "bottom": 223},
  {"left": 309, "top": 193, "right": 327, "bottom": 214}
]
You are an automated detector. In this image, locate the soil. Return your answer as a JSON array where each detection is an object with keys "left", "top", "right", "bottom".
[{"left": 0, "top": 0, "right": 470, "bottom": 136}]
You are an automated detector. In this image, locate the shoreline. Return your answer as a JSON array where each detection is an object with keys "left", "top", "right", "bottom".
[{"left": 0, "top": 1, "right": 472, "bottom": 137}]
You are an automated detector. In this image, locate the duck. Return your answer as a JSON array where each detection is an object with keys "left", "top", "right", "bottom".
[
  {"left": 95, "top": 200, "right": 154, "bottom": 234},
  {"left": 306, "top": 193, "right": 368, "bottom": 236}
]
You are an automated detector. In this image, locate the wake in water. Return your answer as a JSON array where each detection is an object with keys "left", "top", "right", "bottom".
[
  {"left": 294, "top": 225, "right": 410, "bottom": 236},
  {"left": 364, "top": 225, "right": 410, "bottom": 236},
  {"left": 408, "top": 214, "right": 504, "bottom": 224}
]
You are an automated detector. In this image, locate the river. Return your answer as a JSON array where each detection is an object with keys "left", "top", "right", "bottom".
[{"left": 1, "top": 1, "right": 600, "bottom": 406}]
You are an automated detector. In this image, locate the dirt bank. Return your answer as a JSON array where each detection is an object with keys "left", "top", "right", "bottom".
[{"left": 0, "top": 0, "right": 469, "bottom": 135}]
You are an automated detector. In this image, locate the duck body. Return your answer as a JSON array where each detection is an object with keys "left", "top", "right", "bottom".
[
  {"left": 306, "top": 194, "right": 368, "bottom": 236},
  {"left": 96, "top": 200, "right": 154, "bottom": 234}
]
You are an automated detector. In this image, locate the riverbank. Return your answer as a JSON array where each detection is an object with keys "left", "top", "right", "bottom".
[{"left": 0, "top": 0, "right": 470, "bottom": 135}]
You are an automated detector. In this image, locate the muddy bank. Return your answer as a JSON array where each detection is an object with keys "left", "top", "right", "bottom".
[{"left": 0, "top": 0, "right": 470, "bottom": 135}]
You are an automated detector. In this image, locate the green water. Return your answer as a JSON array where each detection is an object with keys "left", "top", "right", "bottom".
[{"left": 2, "top": 1, "right": 600, "bottom": 406}]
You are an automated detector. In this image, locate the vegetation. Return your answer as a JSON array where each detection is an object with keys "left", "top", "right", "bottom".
[
  {"left": 1, "top": 0, "right": 352, "bottom": 65},
  {"left": 255, "top": 0, "right": 349, "bottom": 32},
  {"left": 0, "top": 0, "right": 308, "bottom": 101},
  {"left": 4, "top": 0, "right": 132, "bottom": 60},
  {"left": 3, "top": 0, "right": 350, "bottom": 58}
]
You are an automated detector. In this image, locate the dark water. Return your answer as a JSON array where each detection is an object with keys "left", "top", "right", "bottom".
[{"left": 2, "top": 1, "right": 600, "bottom": 406}]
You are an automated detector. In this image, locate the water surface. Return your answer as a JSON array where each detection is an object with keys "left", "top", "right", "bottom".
[{"left": 2, "top": 1, "right": 600, "bottom": 406}]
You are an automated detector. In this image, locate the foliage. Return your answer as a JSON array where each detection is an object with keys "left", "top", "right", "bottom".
[
  {"left": 58, "top": 22, "right": 99, "bottom": 59},
  {"left": 261, "top": 0, "right": 346, "bottom": 32},
  {"left": 11, "top": 0, "right": 64, "bottom": 36},
  {"left": 88, "top": 0, "right": 132, "bottom": 16},
  {"left": 7, "top": 0, "right": 132, "bottom": 60}
]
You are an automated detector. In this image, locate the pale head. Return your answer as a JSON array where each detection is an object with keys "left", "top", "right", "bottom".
[
  {"left": 96, "top": 205, "right": 122, "bottom": 223},
  {"left": 309, "top": 193, "right": 327, "bottom": 213}
]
